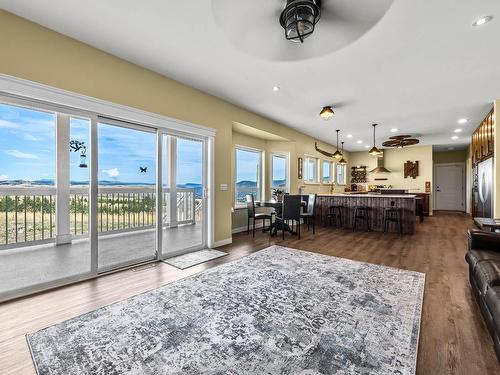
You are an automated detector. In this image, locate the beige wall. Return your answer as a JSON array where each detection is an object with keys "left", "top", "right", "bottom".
[
  {"left": 0, "top": 10, "right": 344, "bottom": 243},
  {"left": 433, "top": 150, "right": 467, "bottom": 164},
  {"left": 349, "top": 146, "right": 434, "bottom": 212}
]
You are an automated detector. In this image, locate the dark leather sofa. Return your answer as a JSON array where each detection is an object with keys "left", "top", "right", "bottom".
[{"left": 466, "top": 229, "right": 500, "bottom": 360}]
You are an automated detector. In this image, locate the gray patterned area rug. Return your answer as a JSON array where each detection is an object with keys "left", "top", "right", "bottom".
[
  {"left": 27, "top": 246, "right": 425, "bottom": 375},
  {"left": 163, "top": 249, "right": 227, "bottom": 269}
]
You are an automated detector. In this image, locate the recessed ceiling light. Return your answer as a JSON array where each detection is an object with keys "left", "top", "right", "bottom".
[
  {"left": 451, "top": 135, "right": 459, "bottom": 140},
  {"left": 347, "top": 134, "right": 353, "bottom": 138},
  {"left": 454, "top": 128, "right": 463, "bottom": 133},
  {"left": 272, "top": 86, "right": 280, "bottom": 92},
  {"left": 472, "top": 15, "right": 493, "bottom": 27},
  {"left": 391, "top": 128, "right": 398, "bottom": 132},
  {"left": 356, "top": 140, "right": 363, "bottom": 144},
  {"left": 457, "top": 118, "right": 468, "bottom": 124},
  {"left": 364, "top": 145, "right": 370, "bottom": 149}
]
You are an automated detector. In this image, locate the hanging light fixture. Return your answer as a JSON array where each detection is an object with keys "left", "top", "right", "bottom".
[
  {"left": 279, "top": 0, "right": 322, "bottom": 43},
  {"left": 319, "top": 106, "right": 334, "bottom": 120},
  {"left": 332, "top": 129, "right": 342, "bottom": 159},
  {"left": 368, "top": 123, "right": 382, "bottom": 156},
  {"left": 338, "top": 141, "right": 347, "bottom": 165}
]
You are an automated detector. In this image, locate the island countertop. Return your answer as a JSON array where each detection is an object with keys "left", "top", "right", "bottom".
[
  {"left": 315, "top": 194, "right": 417, "bottom": 234},
  {"left": 318, "top": 193, "right": 416, "bottom": 199}
]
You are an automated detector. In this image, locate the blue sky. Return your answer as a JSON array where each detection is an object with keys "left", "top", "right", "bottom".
[{"left": 0, "top": 103, "right": 202, "bottom": 185}]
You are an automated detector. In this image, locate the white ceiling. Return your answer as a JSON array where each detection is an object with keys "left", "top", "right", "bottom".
[{"left": 1, "top": 0, "right": 499, "bottom": 152}]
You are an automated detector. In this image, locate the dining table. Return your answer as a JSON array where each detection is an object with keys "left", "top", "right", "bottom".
[{"left": 255, "top": 199, "right": 307, "bottom": 236}]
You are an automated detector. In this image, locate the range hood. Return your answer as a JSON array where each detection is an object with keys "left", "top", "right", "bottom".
[{"left": 369, "top": 151, "right": 391, "bottom": 173}]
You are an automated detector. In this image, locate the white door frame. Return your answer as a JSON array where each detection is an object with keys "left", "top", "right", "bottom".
[
  {"left": 158, "top": 131, "right": 210, "bottom": 259},
  {"left": 0, "top": 75, "right": 216, "bottom": 302},
  {"left": 433, "top": 162, "right": 466, "bottom": 211}
]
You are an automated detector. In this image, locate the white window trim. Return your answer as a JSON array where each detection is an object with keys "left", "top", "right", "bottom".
[
  {"left": 0, "top": 77, "right": 217, "bottom": 302},
  {"left": 321, "top": 159, "right": 334, "bottom": 184},
  {"left": 336, "top": 163, "right": 347, "bottom": 186},
  {"left": 303, "top": 155, "right": 320, "bottom": 184},
  {"left": 270, "top": 152, "right": 290, "bottom": 194},
  {"left": 234, "top": 145, "right": 264, "bottom": 208}
]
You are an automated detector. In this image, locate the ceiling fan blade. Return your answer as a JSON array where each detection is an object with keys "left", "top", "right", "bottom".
[{"left": 211, "top": 0, "right": 394, "bottom": 61}]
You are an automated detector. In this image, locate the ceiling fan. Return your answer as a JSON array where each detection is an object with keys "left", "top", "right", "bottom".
[
  {"left": 382, "top": 135, "right": 420, "bottom": 149},
  {"left": 211, "top": 0, "right": 395, "bottom": 61}
]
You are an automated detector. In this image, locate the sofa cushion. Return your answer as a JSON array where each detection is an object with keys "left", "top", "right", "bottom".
[
  {"left": 473, "top": 260, "right": 500, "bottom": 296},
  {"left": 466, "top": 249, "right": 500, "bottom": 270},
  {"left": 485, "top": 286, "right": 500, "bottom": 338}
]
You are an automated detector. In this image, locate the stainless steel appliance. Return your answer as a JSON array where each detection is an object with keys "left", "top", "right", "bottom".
[{"left": 473, "top": 158, "right": 494, "bottom": 218}]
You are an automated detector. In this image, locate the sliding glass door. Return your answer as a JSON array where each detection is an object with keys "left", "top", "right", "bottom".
[
  {"left": 160, "top": 133, "right": 206, "bottom": 257},
  {"left": 0, "top": 93, "right": 212, "bottom": 301},
  {"left": 97, "top": 120, "right": 157, "bottom": 272}
]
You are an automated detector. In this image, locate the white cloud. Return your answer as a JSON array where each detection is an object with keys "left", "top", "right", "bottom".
[
  {"left": 5, "top": 150, "right": 39, "bottom": 159},
  {"left": 0, "top": 174, "right": 8, "bottom": 181},
  {"left": 103, "top": 168, "right": 120, "bottom": 178},
  {"left": 0, "top": 119, "right": 21, "bottom": 129},
  {"left": 23, "top": 133, "right": 42, "bottom": 141}
]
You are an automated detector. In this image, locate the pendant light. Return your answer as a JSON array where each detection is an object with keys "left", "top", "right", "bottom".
[
  {"left": 338, "top": 141, "right": 347, "bottom": 165},
  {"left": 368, "top": 123, "right": 382, "bottom": 156},
  {"left": 332, "top": 129, "right": 342, "bottom": 159},
  {"left": 319, "top": 106, "right": 334, "bottom": 120}
]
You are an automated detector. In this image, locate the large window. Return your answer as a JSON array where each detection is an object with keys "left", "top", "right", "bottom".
[
  {"left": 337, "top": 163, "right": 347, "bottom": 185},
  {"left": 322, "top": 160, "right": 333, "bottom": 184},
  {"left": 271, "top": 153, "right": 289, "bottom": 193},
  {"left": 304, "top": 156, "right": 319, "bottom": 183},
  {"left": 235, "top": 147, "right": 262, "bottom": 206}
]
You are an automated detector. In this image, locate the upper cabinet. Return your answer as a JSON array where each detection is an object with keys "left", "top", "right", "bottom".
[{"left": 472, "top": 108, "right": 495, "bottom": 165}]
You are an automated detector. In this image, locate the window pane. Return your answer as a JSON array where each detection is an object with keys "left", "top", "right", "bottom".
[
  {"left": 271, "top": 154, "right": 287, "bottom": 188},
  {"left": 305, "top": 157, "right": 317, "bottom": 182},
  {"left": 322, "top": 161, "right": 331, "bottom": 183},
  {"left": 235, "top": 148, "right": 261, "bottom": 205},
  {"left": 337, "top": 164, "right": 346, "bottom": 184}
]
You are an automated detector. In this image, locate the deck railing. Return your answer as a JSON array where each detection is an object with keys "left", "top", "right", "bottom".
[{"left": 0, "top": 186, "right": 200, "bottom": 247}]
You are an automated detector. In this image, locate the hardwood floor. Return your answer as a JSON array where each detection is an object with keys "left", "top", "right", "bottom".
[{"left": 0, "top": 213, "right": 498, "bottom": 374}]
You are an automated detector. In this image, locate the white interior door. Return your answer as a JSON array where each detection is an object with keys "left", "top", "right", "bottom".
[{"left": 435, "top": 164, "right": 465, "bottom": 211}]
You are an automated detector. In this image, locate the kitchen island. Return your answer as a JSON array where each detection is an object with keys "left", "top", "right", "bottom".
[{"left": 316, "top": 194, "right": 417, "bottom": 234}]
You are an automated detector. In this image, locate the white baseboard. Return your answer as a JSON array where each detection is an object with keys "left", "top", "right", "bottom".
[
  {"left": 232, "top": 222, "right": 264, "bottom": 234},
  {"left": 212, "top": 237, "right": 232, "bottom": 248}
]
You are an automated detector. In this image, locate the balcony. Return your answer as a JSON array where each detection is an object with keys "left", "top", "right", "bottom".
[{"left": 0, "top": 186, "right": 202, "bottom": 296}]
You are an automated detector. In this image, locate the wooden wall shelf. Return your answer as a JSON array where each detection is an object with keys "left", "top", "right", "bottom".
[{"left": 351, "top": 166, "right": 367, "bottom": 183}]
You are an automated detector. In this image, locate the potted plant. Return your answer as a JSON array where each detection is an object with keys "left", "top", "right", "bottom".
[{"left": 272, "top": 188, "right": 285, "bottom": 202}]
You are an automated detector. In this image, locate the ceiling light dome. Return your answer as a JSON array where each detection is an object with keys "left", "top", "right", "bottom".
[
  {"left": 279, "top": 0, "right": 321, "bottom": 43},
  {"left": 319, "top": 106, "right": 334, "bottom": 120}
]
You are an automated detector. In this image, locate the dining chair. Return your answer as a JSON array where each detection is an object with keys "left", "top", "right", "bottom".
[
  {"left": 246, "top": 194, "right": 273, "bottom": 237},
  {"left": 275, "top": 194, "right": 302, "bottom": 240},
  {"left": 300, "top": 194, "right": 317, "bottom": 234}
]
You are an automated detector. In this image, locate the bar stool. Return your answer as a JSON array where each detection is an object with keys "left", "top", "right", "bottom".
[
  {"left": 326, "top": 205, "right": 343, "bottom": 228},
  {"left": 384, "top": 201, "right": 403, "bottom": 234},
  {"left": 353, "top": 206, "right": 370, "bottom": 232}
]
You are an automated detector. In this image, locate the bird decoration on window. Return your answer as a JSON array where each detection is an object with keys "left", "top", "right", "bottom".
[
  {"left": 139, "top": 167, "right": 148, "bottom": 173},
  {"left": 69, "top": 140, "right": 87, "bottom": 168}
]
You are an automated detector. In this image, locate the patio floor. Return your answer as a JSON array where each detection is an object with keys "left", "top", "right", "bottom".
[{"left": 0, "top": 224, "right": 202, "bottom": 295}]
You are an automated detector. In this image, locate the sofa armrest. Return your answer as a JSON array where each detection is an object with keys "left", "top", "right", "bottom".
[{"left": 468, "top": 229, "right": 500, "bottom": 252}]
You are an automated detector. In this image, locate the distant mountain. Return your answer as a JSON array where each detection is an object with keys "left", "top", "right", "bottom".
[
  {"left": 236, "top": 180, "right": 257, "bottom": 188},
  {"left": 272, "top": 179, "right": 286, "bottom": 187}
]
